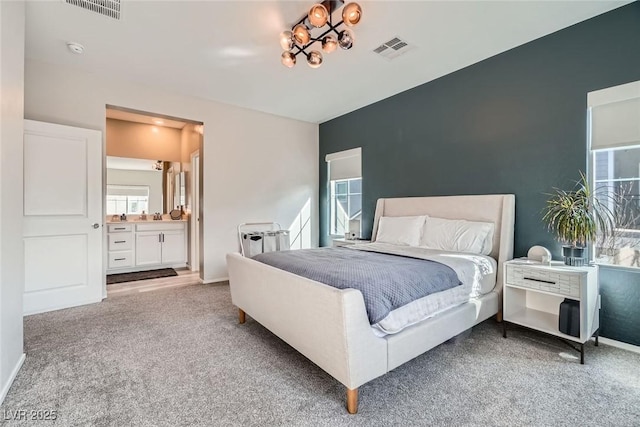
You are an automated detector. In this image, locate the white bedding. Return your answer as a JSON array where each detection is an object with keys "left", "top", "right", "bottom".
[{"left": 349, "top": 242, "right": 497, "bottom": 336}]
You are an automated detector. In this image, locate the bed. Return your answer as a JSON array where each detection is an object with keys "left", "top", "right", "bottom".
[{"left": 226, "top": 194, "right": 515, "bottom": 413}]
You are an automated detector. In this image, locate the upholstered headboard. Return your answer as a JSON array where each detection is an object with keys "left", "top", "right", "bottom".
[{"left": 370, "top": 194, "right": 515, "bottom": 292}]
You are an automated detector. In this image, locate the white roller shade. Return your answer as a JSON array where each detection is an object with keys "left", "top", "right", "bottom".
[
  {"left": 589, "top": 80, "right": 640, "bottom": 150},
  {"left": 326, "top": 147, "right": 361, "bottom": 181},
  {"left": 106, "top": 185, "right": 149, "bottom": 197}
]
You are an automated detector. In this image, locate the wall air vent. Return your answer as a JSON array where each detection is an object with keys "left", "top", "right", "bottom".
[
  {"left": 64, "top": 0, "right": 121, "bottom": 20},
  {"left": 372, "top": 37, "right": 414, "bottom": 60}
]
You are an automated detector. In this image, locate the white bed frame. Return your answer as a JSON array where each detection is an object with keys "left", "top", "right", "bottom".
[{"left": 227, "top": 194, "right": 515, "bottom": 413}]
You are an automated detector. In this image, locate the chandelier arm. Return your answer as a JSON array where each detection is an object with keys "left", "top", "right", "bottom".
[
  {"left": 291, "top": 43, "right": 313, "bottom": 58},
  {"left": 321, "top": 20, "right": 344, "bottom": 38}
]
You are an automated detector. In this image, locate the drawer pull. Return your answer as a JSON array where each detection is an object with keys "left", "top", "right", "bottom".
[
  {"left": 524, "top": 277, "right": 556, "bottom": 285},
  {"left": 114, "top": 240, "right": 126, "bottom": 243},
  {"left": 114, "top": 227, "right": 126, "bottom": 230},
  {"left": 114, "top": 258, "right": 126, "bottom": 261}
]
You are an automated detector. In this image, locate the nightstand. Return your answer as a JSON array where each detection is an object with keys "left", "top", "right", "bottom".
[
  {"left": 332, "top": 238, "right": 371, "bottom": 248},
  {"left": 502, "top": 260, "right": 600, "bottom": 364}
]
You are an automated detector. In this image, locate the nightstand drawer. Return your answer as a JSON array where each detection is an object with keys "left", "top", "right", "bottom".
[
  {"left": 506, "top": 264, "right": 580, "bottom": 297},
  {"left": 333, "top": 238, "right": 371, "bottom": 247}
]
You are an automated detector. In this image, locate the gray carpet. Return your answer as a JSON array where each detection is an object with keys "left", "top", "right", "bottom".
[{"left": 2, "top": 283, "right": 639, "bottom": 426}]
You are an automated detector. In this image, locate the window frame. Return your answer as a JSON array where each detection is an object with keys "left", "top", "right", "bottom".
[
  {"left": 589, "top": 145, "right": 640, "bottom": 271},
  {"left": 329, "top": 177, "right": 362, "bottom": 238},
  {"left": 106, "top": 184, "right": 151, "bottom": 215}
]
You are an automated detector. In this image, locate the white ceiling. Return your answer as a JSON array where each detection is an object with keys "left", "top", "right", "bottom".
[
  {"left": 25, "top": 1, "right": 629, "bottom": 124},
  {"left": 106, "top": 108, "right": 187, "bottom": 129}
]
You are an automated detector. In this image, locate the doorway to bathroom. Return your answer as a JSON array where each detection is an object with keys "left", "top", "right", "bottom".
[{"left": 104, "top": 105, "right": 204, "bottom": 296}]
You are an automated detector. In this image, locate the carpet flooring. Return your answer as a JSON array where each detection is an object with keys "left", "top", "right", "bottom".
[
  {"left": 106, "top": 268, "right": 178, "bottom": 285},
  {"left": 2, "top": 283, "right": 639, "bottom": 426}
]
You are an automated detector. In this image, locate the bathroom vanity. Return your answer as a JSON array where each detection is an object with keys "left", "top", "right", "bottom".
[{"left": 106, "top": 219, "right": 188, "bottom": 274}]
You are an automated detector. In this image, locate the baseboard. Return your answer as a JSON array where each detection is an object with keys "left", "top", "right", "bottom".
[
  {"left": 202, "top": 276, "right": 229, "bottom": 284},
  {"left": 594, "top": 337, "right": 640, "bottom": 354},
  {"left": 0, "top": 353, "right": 25, "bottom": 405}
]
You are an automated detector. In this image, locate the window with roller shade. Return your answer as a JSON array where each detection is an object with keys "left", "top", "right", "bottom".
[
  {"left": 106, "top": 185, "right": 150, "bottom": 215},
  {"left": 326, "top": 148, "right": 362, "bottom": 237},
  {"left": 588, "top": 81, "right": 640, "bottom": 268}
]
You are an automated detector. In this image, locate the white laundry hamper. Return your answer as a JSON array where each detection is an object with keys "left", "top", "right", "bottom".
[{"left": 238, "top": 223, "right": 290, "bottom": 257}]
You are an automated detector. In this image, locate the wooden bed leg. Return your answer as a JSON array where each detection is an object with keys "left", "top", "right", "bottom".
[
  {"left": 496, "top": 311, "right": 503, "bottom": 323},
  {"left": 238, "top": 308, "right": 246, "bottom": 324},
  {"left": 346, "top": 388, "right": 358, "bottom": 414}
]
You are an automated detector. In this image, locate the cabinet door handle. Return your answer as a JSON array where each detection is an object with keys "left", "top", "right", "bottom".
[
  {"left": 523, "top": 276, "right": 556, "bottom": 285},
  {"left": 159, "top": 234, "right": 162, "bottom": 243},
  {"left": 162, "top": 233, "right": 165, "bottom": 243}
]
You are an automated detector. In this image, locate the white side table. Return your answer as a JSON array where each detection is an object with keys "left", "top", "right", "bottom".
[
  {"left": 502, "top": 260, "right": 600, "bottom": 364},
  {"left": 332, "top": 238, "right": 371, "bottom": 248}
]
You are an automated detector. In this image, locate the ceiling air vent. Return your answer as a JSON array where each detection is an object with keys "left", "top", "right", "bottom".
[
  {"left": 64, "top": 0, "right": 121, "bottom": 20},
  {"left": 372, "top": 37, "right": 414, "bottom": 60}
]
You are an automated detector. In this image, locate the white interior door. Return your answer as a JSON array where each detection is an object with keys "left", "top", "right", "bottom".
[{"left": 23, "top": 120, "right": 103, "bottom": 315}]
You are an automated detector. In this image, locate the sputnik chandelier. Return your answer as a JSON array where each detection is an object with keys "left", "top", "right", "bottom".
[{"left": 280, "top": 0, "right": 362, "bottom": 69}]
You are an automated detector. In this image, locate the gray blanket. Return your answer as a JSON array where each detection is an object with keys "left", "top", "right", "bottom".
[{"left": 252, "top": 247, "right": 461, "bottom": 324}]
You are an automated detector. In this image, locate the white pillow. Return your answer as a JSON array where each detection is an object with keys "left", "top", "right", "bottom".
[
  {"left": 420, "top": 216, "right": 494, "bottom": 255},
  {"left": 376, "top": 215, "right": 427, "bottom": 247}
]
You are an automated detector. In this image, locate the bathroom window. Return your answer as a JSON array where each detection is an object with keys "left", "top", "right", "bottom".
[{"left": 106, "top": 185, "right": 149, "bottom": 215}]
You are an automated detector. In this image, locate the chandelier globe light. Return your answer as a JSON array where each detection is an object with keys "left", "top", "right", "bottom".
[
  {"left": 306, "top": 50, "right": 323, "bottom": 68},
  {"left": 279, "top": 30, "right": 294, "bottom": 51},
  {"left": 293, "top": 24, "right": 311, "bottom": 46},
  {"left": 342, "top": 2, "right": 362, "bottom": 26},
  {"left": 279, "top": 1, "right": 362, "bottom": 69},
  {"left": 281, "top": 51, "right": 296, "bottom": 68},
  {"left": 308, "top": 4, "right": 329, "bottom": 27},
  {"left": 321, "top": 35, "right": 338, "bottom": 53},
  {"left": 338, "top": 29, "right": 354, "bottom": 50}
]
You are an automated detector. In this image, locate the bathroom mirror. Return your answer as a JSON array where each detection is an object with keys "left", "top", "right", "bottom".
[
  {"left": 174, "top": 171, "right": 186, "bottom": 209},
  {"left": 106, "top": 156, "right": 166, "bottom": 215}
]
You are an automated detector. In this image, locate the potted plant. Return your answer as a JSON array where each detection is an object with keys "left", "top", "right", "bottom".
[{"left": 542, "top": 172, "right": 616, "bottom": 266}]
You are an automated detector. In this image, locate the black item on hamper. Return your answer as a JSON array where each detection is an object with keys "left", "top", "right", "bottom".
[{"left": 559, "top": 298, "right": 580, "bottom": 337}]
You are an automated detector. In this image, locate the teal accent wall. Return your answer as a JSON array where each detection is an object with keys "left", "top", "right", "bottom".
[{"left": 319, "top": 4, "right": 640, "bottom": 346}]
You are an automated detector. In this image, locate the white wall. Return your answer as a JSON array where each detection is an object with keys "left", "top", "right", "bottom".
[
  {"left": 0, "top": 1, "right": 25, "bottom": 403},
  {"left": 106, "top": 169, "right": 163, "bottom": 214},
  {"left": 25, "top": 59, "right": 319, "bottom": 282}
]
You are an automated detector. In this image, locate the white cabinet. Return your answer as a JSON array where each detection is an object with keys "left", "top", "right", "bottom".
[
  {"left": 134, "top": 223, "right": 186, "bottom": 268},
  {"left": 106, "top": 221, "right": 187, "bottom": 274},
  {"left": 503, "top": 260, "right": 599, "bottom": 363},
  {"left": 107, "top": 224, "right": 134, "bottom": 270},
  {"left": 160, "top": 230, "right": 186, "bottom": 264},
  {"left": 135, "top": 232, "right": 163, "bottom": 266}
]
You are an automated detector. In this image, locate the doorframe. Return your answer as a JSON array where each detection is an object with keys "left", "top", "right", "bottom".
[
  {"left": 103, "top": 105, "right": 205, "bottom": 288},
  {"left": 190, "top": 150, "right": 200, "bottom": 273}
]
